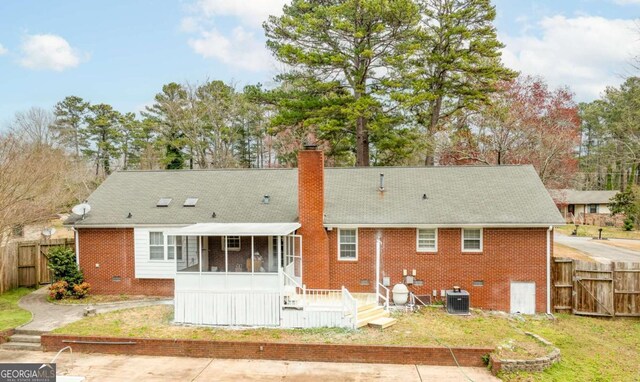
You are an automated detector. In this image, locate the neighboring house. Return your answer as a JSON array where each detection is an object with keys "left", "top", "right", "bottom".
[
  {"left": 549, "top": 189, "right": 621, "bottom": 226},
  {"left": 67, "top": 146, "right": 563, "bottom": 328},
  {"left": 7, "top": 214, "right": 74, "bottom": 243}
]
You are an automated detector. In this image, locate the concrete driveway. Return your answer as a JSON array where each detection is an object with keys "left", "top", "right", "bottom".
[
  {"left": 0, "top": 349, "right": 499, "bottom": 382},
  {"left": 555, "top": 233, "right": 640, "bottom": 263}
]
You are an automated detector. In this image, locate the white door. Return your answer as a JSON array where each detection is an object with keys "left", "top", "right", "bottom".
[{"left": 510, "top": 281, "right": 536, "bottom": 314}]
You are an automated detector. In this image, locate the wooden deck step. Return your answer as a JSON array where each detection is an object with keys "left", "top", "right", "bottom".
[
  {"left": 356, "top": 309, "right": 389, "bottom": 328},
  {"left": 368, "top": 317, "right": 397, "bottom": 329},
  {"left": 357, "top": 303, "right": 377, "bottom": 312}
]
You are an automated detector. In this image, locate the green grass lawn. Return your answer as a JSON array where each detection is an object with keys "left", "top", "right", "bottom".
[
  {"left": 53, "top": 305, "right": 640, "bottom": 381},
  {"left": 0, "top": 288, "right": 33, "bottom": 331},
  {"left": 556, "top": 224, "right": 640, "bottom": 240}
]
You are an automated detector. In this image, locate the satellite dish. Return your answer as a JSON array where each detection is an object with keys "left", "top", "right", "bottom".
[
  {"left": 72, "top": 203, "right": 91, "bottom": 219},
  {"left": 42, "top": 227, "right": 56, "bottom": 238}
]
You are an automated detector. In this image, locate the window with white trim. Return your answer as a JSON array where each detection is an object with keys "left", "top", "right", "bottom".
[
  {"left": 222, "top": 236, "right": 241, "bottom": 251},
  {"left": 338, "top": 229, "right": 357, "bottom": 260},
  {"left": 149, "top": 232, "right": 165, "bottom": 260},
  {"left": 417, "top": 228, "right": 437, "bottom": 252},
  {"left": 167, "top": 235, "right": 183, "bottom": 260},
  {"left": 588, "top": 204, "right": 599, "bottom": 213},
  {"left": 462, "top": 228, "right": 482, "bottom": 252}
]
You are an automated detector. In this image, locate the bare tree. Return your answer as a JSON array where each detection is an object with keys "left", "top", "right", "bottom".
[
  {"left": 8, "top": 107, "right": 57, "bottom": 147},
  {"left": 0, "top": 134, "right": 91, "bottom": 250}
]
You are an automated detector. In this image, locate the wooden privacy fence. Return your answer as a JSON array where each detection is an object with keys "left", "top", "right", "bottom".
[
  {"left": 553, "top": 257, "right": 640, "bottom": 317},
  {"left": 0, "top": 238, "right": 74, "bottom": 293}
]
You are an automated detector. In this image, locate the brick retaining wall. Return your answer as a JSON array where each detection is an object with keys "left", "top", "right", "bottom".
[
  {"left": 0, "top": 329, "right": 14, "bottom": 344},
  {"left": 490, "top": 332, "right": 560, "bottom": 375},
  {"left": 41, "top": 334, "right": 491, "bottom": 367}
]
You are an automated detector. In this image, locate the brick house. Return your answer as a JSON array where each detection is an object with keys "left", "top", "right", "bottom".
[{"left": 68, "top": 145, "right": 563, "bottom": 328}]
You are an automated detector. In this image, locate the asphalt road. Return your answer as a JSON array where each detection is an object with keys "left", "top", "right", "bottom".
[
  {"left": 0, "top": 350, "right": 499, "bottom": 382},
  {"left": 554, "top": 233, "right": 640, "bottom": 263}
]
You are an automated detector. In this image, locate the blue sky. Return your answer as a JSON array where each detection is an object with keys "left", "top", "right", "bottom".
[{"left": 1, "top": 0, "right": 639, "bottom": 126}]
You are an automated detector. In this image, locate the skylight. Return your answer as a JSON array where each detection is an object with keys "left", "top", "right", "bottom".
[
  {"left": 184, "top": 197, "right": 198, "bottom": 207},
  {"left": 157, "top": 198, "right": 172, "bottom": 207}
]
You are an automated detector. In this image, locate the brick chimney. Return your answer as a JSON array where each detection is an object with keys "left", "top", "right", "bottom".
[{"left": 298, "top": 144, "right": 330, "bottom": 289}]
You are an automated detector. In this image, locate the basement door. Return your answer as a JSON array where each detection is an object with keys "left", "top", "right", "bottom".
[{"left": 510, "top": 281, "right": 536, "bottom": 314}]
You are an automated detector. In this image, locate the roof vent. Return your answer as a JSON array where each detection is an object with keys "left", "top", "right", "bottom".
[
  {"left": 379, "top": 173, "right": 385, "bottom": 192},
  {"left": 126, "top": 212, "right": 132, "bottom": 219},
  {"left": 262, "top": 195, "right": 270, "bottom": 204},
  {"left": 157, "top": 198, "right": 172, "bottom": 207},
  {"left": 184, "top": 197, "right": 198, "bottom": 207},
  {"left": 422, "top": 194, "right": 428, "bottom": 200},
  {"left": 211, "top": 212, "right": 216, "bottom": 218}
]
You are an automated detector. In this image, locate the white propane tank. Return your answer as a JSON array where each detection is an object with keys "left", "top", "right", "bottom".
[{"left": 392, "top": 283, "right": 409, "bottom": 305}]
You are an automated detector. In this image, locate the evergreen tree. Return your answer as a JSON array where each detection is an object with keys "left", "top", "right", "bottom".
[
  {"left": 84, "top": 104, "right": 121, "bottom": 176},
  {"left": 390, "top": 0, "right": 515, "bottom": 165},
  {"left": 264, "top": 0, "right": 420, "bottom": 166},
  {"left": 52, "top": 96, "right": 90, "bottom": 157}
]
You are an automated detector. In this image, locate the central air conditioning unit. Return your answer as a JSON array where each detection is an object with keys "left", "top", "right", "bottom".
[{"left": 446, "top": 287, "right": 470, "bottom": 315}]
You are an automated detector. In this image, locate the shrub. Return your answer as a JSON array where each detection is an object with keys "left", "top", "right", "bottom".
[
  {"left": 48, "top": 246, "right": 83, "bottom": 285},
  {"left": 72, "top": 282, "right": 91, "bottom": 299},
  {"left": 623, "top": 218, "right": 635, "bottom": 231},
  {"left": 49, "top": 281, "right": 69, "bottom": 300}
]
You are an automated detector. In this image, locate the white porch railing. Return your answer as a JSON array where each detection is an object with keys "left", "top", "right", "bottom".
[
  {"left": 282, "top": 272, "right": 304, "bottom": 307},
  {"left": 341, "top": 286, "right": 358, "bottom": 326},
  {"left": 377, "top": 283, "right": 390, "bottom": 310},
  {"left": 304, "top": 289, "right": 343, "bottom": 306}
]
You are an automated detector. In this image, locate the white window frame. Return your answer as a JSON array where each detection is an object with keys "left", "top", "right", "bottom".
[
  {"left": 338, "top": 228, "right": 358, "bottom": 261},
  {"left": 416, "top": 228, "right": 438, "bottom": 253},
  {"left": 588, "top": 204, "right": 599, "bottom": 214},
  {"left": 167, "top": 235, "right": 183, "bottom": 261},
  {"left": 462, "top": 228, "right": 483, "bottom": 252},
  {"left": 221, "top": 236, "right": 241, "bottom": 251},
  {"left": 149, "top": 231, "right": 166, "bottom": 260}
]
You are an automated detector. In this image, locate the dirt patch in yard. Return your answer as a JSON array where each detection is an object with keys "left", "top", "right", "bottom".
[
  {"left": 554, "top": 243, "right": 595, "bottom": 262},
  {"left": 49, "top": 294, "right": 168, "bottom": 305},
  {"left": 600, "top": 239, "right": 640, "bottom": 252}
]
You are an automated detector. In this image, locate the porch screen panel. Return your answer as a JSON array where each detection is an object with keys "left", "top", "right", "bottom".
[{"left": 177, "top": 236, "right": 200, "bottom": 272}]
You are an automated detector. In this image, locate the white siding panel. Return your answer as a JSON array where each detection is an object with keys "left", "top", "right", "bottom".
[
  {"left": 134, "top": 227, "right": 178, "bottom": 279},
  {"left": 175, "top": 291, "right": 280, "bottom": 326},
  {"left": 281, "top": 309, "right": 351, "bottom": 329}
]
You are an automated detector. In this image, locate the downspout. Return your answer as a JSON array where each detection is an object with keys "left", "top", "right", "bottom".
[
  {"left": 72, "top": 226, "right": 80, "bottom": 266},
  {"left": 547, "top": 226, "right": 552, "bottom": 315},
  {"left": 375, "top": 231, "right": 382, "bottom": 302}
]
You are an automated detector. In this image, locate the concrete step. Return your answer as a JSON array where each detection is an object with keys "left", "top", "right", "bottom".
[
  {"left": 368, "top": 317, "right": 397, "bottom": 329},
  {"left": 14, "top": 329, "right": 46, "bottom": 336},
  {"left": 9, "top": 334, "right": 41, "bottom": 344},
  {"left": 356, "top": 310, "right": 389, "bottom": 328},
  {"left": 1, "top": 342, "right": 42, "bottom": 351}
]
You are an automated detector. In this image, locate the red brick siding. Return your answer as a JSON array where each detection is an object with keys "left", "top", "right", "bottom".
[
  {"left": 297, "top": 149, "right": 330, "bottom": 289},
  {"left": 206, "top": 236, "right": 269, "bottom": 271},
  {"left": 328, "top": 227, "right": 549, "bottom": 312},
  {"left": 41, "top": 334, "right": 491, "bottom": 367},
  {"left": 78, "top": 228, "right": 173, "bottom": 296}
]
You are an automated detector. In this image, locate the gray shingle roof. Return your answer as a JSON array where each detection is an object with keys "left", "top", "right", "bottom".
[
  {"left": 69, "top": 165, "right": 564, "bottom": 227},
  {"left": 548, "top": 189, "right": 618, "bottom": 205}
]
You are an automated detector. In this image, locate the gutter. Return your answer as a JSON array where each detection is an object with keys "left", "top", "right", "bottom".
[
  {"left": 325, "top": 223, "right": 565, "bottom": 229},
  {"left": 546, "top": 225, "right": 552, "bottom": 315}
]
